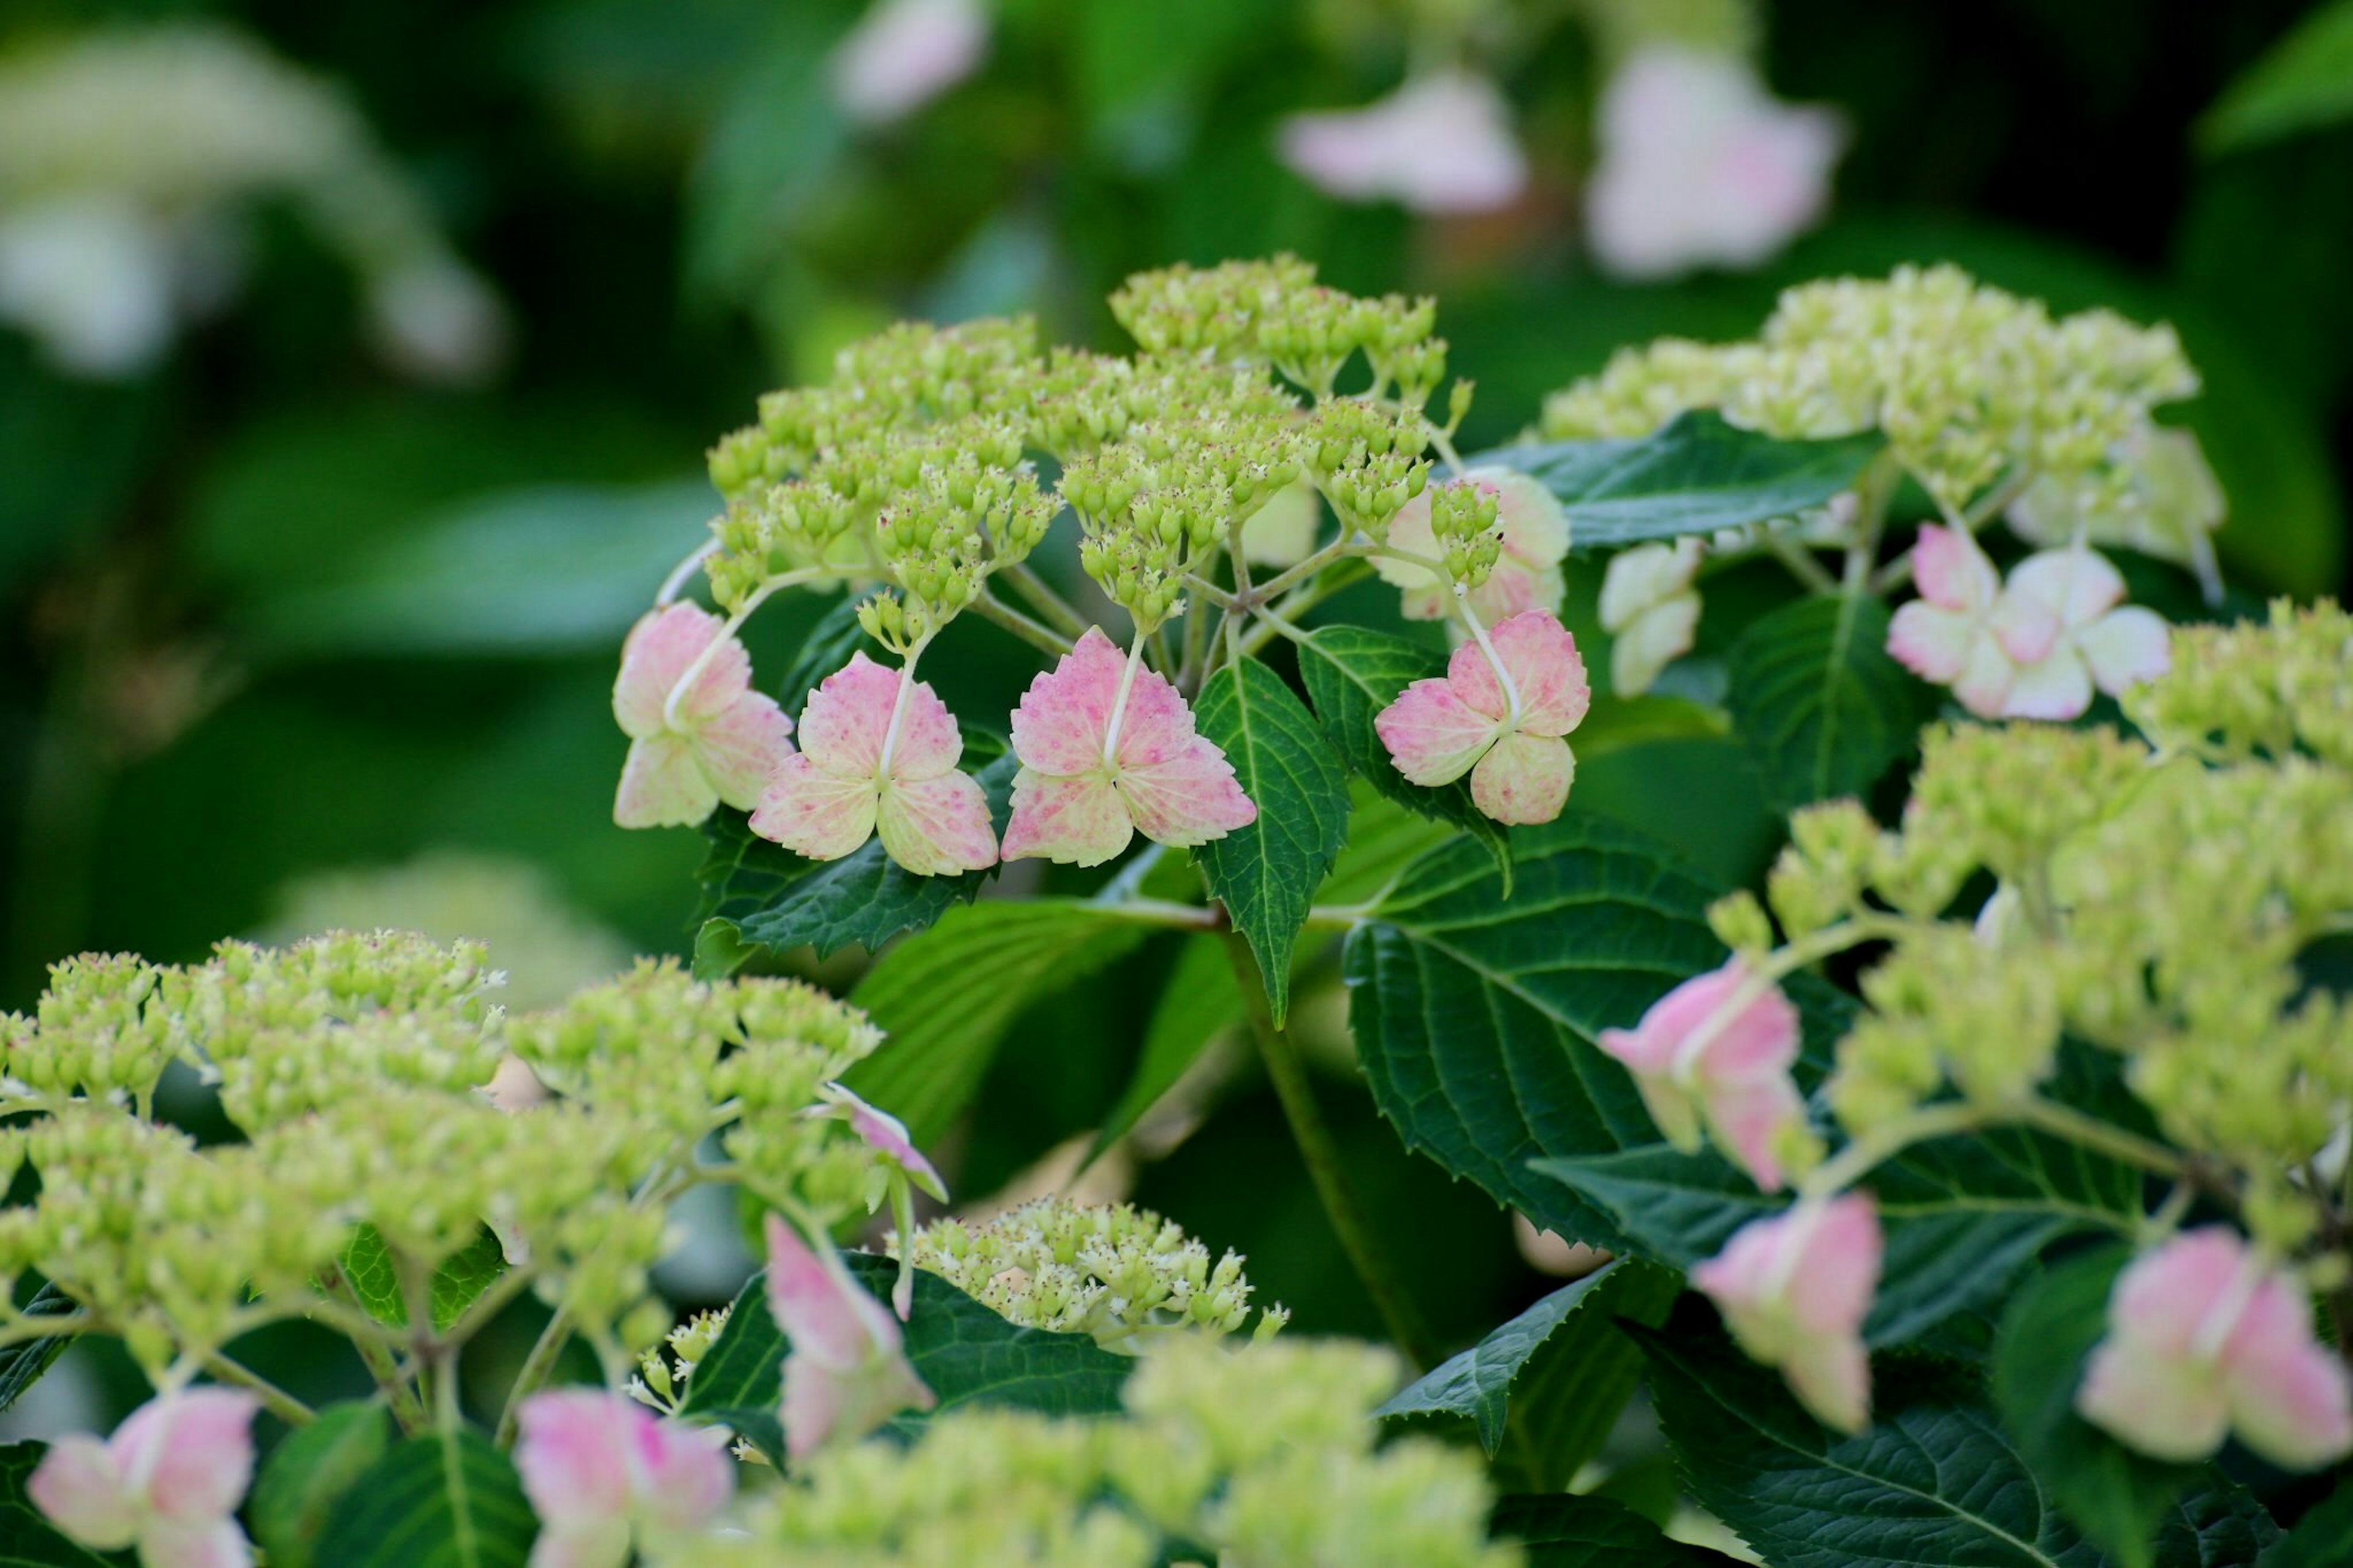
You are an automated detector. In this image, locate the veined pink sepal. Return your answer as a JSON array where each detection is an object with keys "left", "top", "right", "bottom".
[
  {"left": 1372, "top": 609, "right": 1590, "bottom": 827},
  {"left": 762, "top": 1213, "right": 936, "bottom": 1460},
  {"left": 612, "top": 603, "right": 794, "bottom": 829},
  {"left": 1691, "top": 1194, "right": 1882, "bottom": 1433},
  {"left": 1594, "top": 959, "right": 1806, "bottom": 1191}
]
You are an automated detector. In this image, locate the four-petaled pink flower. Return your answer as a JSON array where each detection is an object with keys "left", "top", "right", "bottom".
[
  {"left": 1692, "top": 1194, "right": 1883, "bottom": 1433},
  {"left": 749, "top": 652, "right": 997, "bottom": 877},
  {"left": 1886, "top": 525, "right": 2018, "bottom": 718},
  {"left": 28, "top": 1388, "right": 260, "bottom": 1568},
  {"left": 612, "top": 603, "right": 794, "bottom": 829},
  {"left": 515, "top": 1389, "right": 735, "bottom": 1568},
  {"left": 1275, "top": 70, "right": 1528, "bottom": 216},
  {"left": 1373, "top": 610, "right": 1590, "bottom": 825},
  {"left": 1985, "top": 545, "right": 2171, "bottom": 720},
  {"left": 1595, "top": 960, "right": 1807, "bottom": 1192},
  {"left": 764, "top": 1213, "right": 936, "bottom": 1460},
  {"left": 1000, "top": 628, "right": 1256, "bottom": 866},
  {"left": 1373, "top": 470, "right": 1569, "bottom": 624},
  {"left": 2076, "top": 1227, "right": 2353, "bottom": 1470}
]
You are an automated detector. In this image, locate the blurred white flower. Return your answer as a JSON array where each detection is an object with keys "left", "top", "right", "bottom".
[
  {"left": 831, "top": 0, "right": 990, "bottom": 126},
  {"left": 1277, "top": 70, "right": 1527, "bottom": 216},
  {"left": 0, "top": 195, "right": 177, "bottom": 377},
  {"left": 1585, "top": 46, "right": 1844, "bottom": 280},
  {"left": 366, "top": 254, "right": 509, "bottom": 387}
]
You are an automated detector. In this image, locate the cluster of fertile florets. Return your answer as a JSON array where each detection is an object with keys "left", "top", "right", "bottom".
[
  {"left": 618, "top": 256, "right": 1597, "bottom": 867},
  {"left": 1586, "top": 618, "right": 2353, "bottom": 1471},
  {"left": 892, "top": 1198, "right": 1288, "bottom": 1349},
  {"left": 1545, "top": 265, "right": 2213, "bottom": 714},
  {"left": 0, "top": 934, "right": 912, "bottom": 1374},
  {"left": 664, "top": 1337, "right": 1517, "bottom": 1568}
]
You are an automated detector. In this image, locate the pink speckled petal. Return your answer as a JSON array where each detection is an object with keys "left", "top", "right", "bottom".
[
  {"left": 877, "top": 770, "right": 998, "bottom": 876},
  {"left": 124, "top": 1390, "right": 258, "bottom": 1524},
  {"left": 796, "top": 653, "right": 900, "bottom": 776},
  {"left": 1469, "top": 731, "right": 1573, "bottom": 825},
  {"left": 612, "top": 604, "right": 745, "bottom": 737},
  {"left": 749, "top": 754, "right": 879, "bottom": 860},
  {"left": 632, "top": 1419, "right": 736, "bottom": 1533},
  {"left": 695, "top": 692, "right": 794, "bottom": 811},
  {"left": 514, "top": 1391, "right": 634, "bottom": 1534},
  {"left": 1374, "top": 677, "right": 1499, "bottom": 787},
  {"left": 2221, "top": 1276, "right": 2353, "bottom": 1470},
  {"left": 615, "top": 735, "right": 719, "bottom": 829},
  {"left": 1111, "top": 665, "right": 1203, "bottom": 770},
  {"left": 764, "top": 1214, "right": 888, "bottom": 1368},
  {"left": 882, "top": 675, "right": 966, "bottom": 781},
  {"left": 2107, "top": 1229, "right": 2245, "bottom": 1355},
  {"left": 1693, "top": 1197, "right": 1881, "bottom": 1433},
  {"left": 1001, "top": 769, "right": 1132, "bottom": 866},
  {"left": 1120, "top": 740, "right": 1257, "bottom": 849},
  {"left": 1484, "top": 611, "right": 1590, "bottom": 737},
  {"left": 1010, "top": 629, "right": 1123, "bottom": 775},
  {"left": 1885, "top": 602, "right": 1977, "bottom": 685},
  {"left": 1697, "top": 974, "right": 1802, "bottom": 1083},
  {"left": 2078, "top": 607, "right": 2171, "bottom": 697},
  {"left": 1909, "top": 525, "right": 1997, "bottom": 615},
  {"left": 1783, "top": 1194, "right": 1883, "bottom": 1339},
  {"left": 1601, "top": 964, "right": 1750, "bottom": 1075},
  {"left": 26, "top": 1436, "right": 135, "bottom": 1550},
  {"left": 1999, "top": 646, "right": 2094, "bottom": 722}
]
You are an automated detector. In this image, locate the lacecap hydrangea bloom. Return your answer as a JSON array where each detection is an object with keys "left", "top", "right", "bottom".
[
  {"left": 514, "top": 1390, "right": 735, "bottom": 1568},
  {"left": 610, "top": 603, "right": 793, "bottom": 828},
  {"left": 1276, "top": 70, "right": 1528, "bottom": 216},
  {"left": 28, "top": 1389, "right": 260, "bottom": 1568},
  {"left": 1376, "top": 610, "right": 1591, "bottom": 825}
]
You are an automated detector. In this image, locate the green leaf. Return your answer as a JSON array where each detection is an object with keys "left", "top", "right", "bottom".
[
  {"left": 678, "top": 1253, "right": 1132, "bottom": 1458},
  {"left": 1315, "top": 788, "right": 1458, "bottom": 907},
  {"left": 1463, "top": 412, "right": 1884, "bottom": 550},
  {"left": 1992, "top": 1246, "right": 2258, "bottom": 1568},
  {"left": 1344, "top": 812, "right": 1850, "bottom": 1249},
  {"left": 1295, "top": 626, "right": 1509, "bottom": 879},
  {"left": 1085, "top": 934, "right": 1242, "bottom": 1165},
  {"left": 1193, "top": 659, "right": 1351, "bottom": 1026},
  {"left": 250, "top": 1403, "right": 395, "bottom": 1568},
  {"left": 336, "top": 1227, "right": 507, "bottom": 1333},
  {"left": 1377, "top": 1258, "right": 1677, "bottom": 1488},
  {"left": 843, "top": 899, "right": 1153, "bottom": 1148},
  {"left": 0, "top": 1442, "right": 130, "bottom": 1567},
  {"left": 2198, "top": 0, "right": 2353, "bottom": 155},
  {"left": 684, "top": 9, "right": 851, "bottom": 301},
  {"left": 311, "top": 1429, "right": 537, "bottom": 1568},
  {"left": 2268, "top": 1482, "right": 2353, "bottom": 1568},
  {"left": 1724, "top": 593, "right": 1936, "bottom": 811},
  {"left": 0, "top": 1283, "right": 77, "bottom": 1417},
  {"left": 691, "top": 752, "right": 1015, "bottom": 974},
  {"left": 1489, "top": 1493, "right": 1747, "bottom": 1566}
]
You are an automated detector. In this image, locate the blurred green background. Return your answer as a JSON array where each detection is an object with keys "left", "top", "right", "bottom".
[{"left": 2, "top": 0, "right": 2351, "bottom": 1356}]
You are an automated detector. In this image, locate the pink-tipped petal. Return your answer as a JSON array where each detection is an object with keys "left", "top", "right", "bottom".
[
  {"left": 1374, "top": 677, "right": 1498, "bottom": 787},
  {"left": 832, "top": 1086, "right": 950, "bottom": 1202},
  {"left": 795, "top": 653, "right": 901, "bottom": 777},
  {"left": 695, "top": 694, "right": 794, "bottom": 811},
  {"left": 1002, "top": 770, "right": 1132, "bottom": 866},
  {"left": 1483, "top": 612, "right": 1591, "bottom": 738},
  {"left": 615, "top": 735, "right": 721, "bottom": 830},
  {"left": 1783, "top": 1194, "right": 1884, "bottom": 1338},
  {"left": 2077, "top": 1336, "right": 2231, "bottom": 1464},
  {"left": 1693, "top": 1196, "right": 1881, "bottom": 1433},
  {"left": 879, "top": 676, "right": 968, "bottom": 782},
  {"left": 524, "top": 1521, "right": 635, "bottom": 1568},
  {"left": 514, "top": 1391, "right": 634, "bottom": 1532},
  {"left": 749, "top": 755, "right": 879, "bottom": 861},
  {"left": 2006, "top": 547, "right": 2128, "bottom": 630},
  {"left": 1599, "top": 964, "right": 1749, "bottom": 1075},
  {"left": 26, "top": 1435, "right": 135, "bottom": 1550},
  {"left": 2077, "top": 607, "right": 2171, "bottom": 696},
  {"left": 877, "top": 770, "right": 999, "bottom": 876},
  {"left": 126, "top": 1390, "right": 259, "bottom": 1523},
  {"left": 1010, "top": 630, "right": 1124, "bottom": 775},
  {"left": 140, "top": 1518, "right": 256, "bottom": 1568},
  {"left": 2109, "top": 1229, "right": 2246, "bottom": 1353},
  {"left": 763, "top": 1214, "right": 889, "bottom": 1368},
  {"left": 1999, "top": 646, "right": 2095, "bottom": 722},
  {"left": 1885, "top": 602, "right": 1977, "bottom": 685},
  {"left": 1909, "top": 526, "right": 1998, "bottom": 615},
  {"left": 2220, "top": 1274, "right": 2353, "bottom": 1471},
  {"left": 1703, "top": 1072, "right": 1807, "bottom": 1192},
  {"left": 1110, "top": 664, "right": 1206, "bottom": 769},
  {"left": 632, "top": 1421, "right": 736, "bottom": 1533},
  {"left": 613, "top": 605, "right": 731, "bottom": 738},
  {"left": 1784, "top": 1334, "right": 1873, "bottom": 1435},
  {"left": 1119, "top": 741, "right": 1256, "bottom": 849},
  {"left": 1469, "top": 731, "right": 1574, "bottom": 825}
]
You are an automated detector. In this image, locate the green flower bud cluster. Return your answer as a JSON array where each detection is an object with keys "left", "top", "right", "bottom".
[
  {"left": 892, "top": 1198, "right": 1287, "bottom": 1350},
  {"left": 1063, "top": 423, "right": 1292, "bottom": 630},
  {"left": 665, "top": 1337, "right": 1515, "bottom": 1568},
  {"left": 2124, "top": 598, "right": 2353, "bottom": 768},
  {"left": 1540, "top": 265, "right": 2198, "bottom": 512},
  {"left": 1, "top": 937, "right": 907, "bottom": 1365},
  {"left": 1107, "top": 255, "right": 1319, "bottom": 365},
  {"left": 1305, "top": 398, "right": 1433, "bottom": 534},
  {"left": 631, "top": 1305, "right": 730, "bottom": 1415},
  {"left": 1427, "top": 480, "right": 1504, "bottom": 592}
]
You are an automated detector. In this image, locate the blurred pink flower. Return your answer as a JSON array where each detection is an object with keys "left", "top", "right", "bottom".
[
  {"left": 515, "top": 1389, "right": 734, "bottom": 1568},
  {"left": 1000, "top": 628, "right": 1254, "bottom": 866},
  {"left": 1986, "top": 545, "right": 2170, "bottom": 720},
  {"left": 815, "top": 1080, "right": 949, "bottom": 1319},
  {"left": 1374, "top": 609, "right": 1590, "bottom": 825},
  {"left": 28, "top": 1388, "right": 259, "bottom": 1568},
  {"left": 830, "top": 0, "right": 989, "bottom": 126},
  {"left": 764, "top": 1213, "right": 936, "bottom": 1460},
  {"left": 1277, "top": 70, "right": 1527, "bottom": 216},
  {"left": 612, "top": 603, "right": 794, "bottom": 829},
  {"left": 1887, "top": 525, "right": 2017, "bottom": 717},
  {"left": 1373, "top": 471, "right": 1569, "bottom": 624},
  {"left": 1692, "top": 1194, "right": 1882, "bottom": 1433},
  {"left": 2077, "top": 1227, "right": 2353, "bottom": 1470},
  {"left": 1595, "top": 960, "right": 1806, "bottom": 1192},
  {"left": 1585, "top": 47, "right": 1844, "bottom": 280},
  {"left": 749, "top": 652, "right": 996, "bottom": 876}
]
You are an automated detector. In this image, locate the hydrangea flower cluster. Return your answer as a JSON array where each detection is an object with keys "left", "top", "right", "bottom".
[
  {"left": 1585, "top": 615, "right": 2353, "bottom": 1456},
  {"left": 892, "top": 1197, "right": 1288, "bottom": 1350},
  {"left": 1540, "top": 265, "right": 2209, "bottom": 712},
  {"left": 614, "top": 257, "right": 1601, "bottom": 859},
  {"left": 662, "top": 1338, "right": 1517, "bottom": 1568}
]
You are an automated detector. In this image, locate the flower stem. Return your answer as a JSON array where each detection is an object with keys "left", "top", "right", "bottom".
[
  {"left": 1000, "top": 562, "right": 1091, "bottom": 639},
  {"left": 494, "top": 1305, "right": 574, "bottom": 1449},
  {"left": 202, "top": 1350, "right": 316, "bottom": 1427},
  {"left": 316, "top": 1263, "right": 428, "bottom": 1435},
  {"left": 2015, "top": 1097, "right": 2186, "bottom": 1178},
  {"left": 972, "top": 589, "right": 1075, "bottom": 656},
  {"left": 1218, "top": 930, "right": 1438, "bottom": 1370}
]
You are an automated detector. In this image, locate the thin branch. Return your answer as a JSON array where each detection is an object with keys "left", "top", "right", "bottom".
[
  {"left": 202, "top": 1351, "right": 316, "bottom": 1427},
  {"left": 494, "top": 1306, "right": 575, "bottom": 1449},
  {"left": 1000, "top": 562, "right": 1091, "bottom": 638},
  {"left": 971, "top": 589, "right": 1076, "bottom": 657},
  {"left": 315, "top": 1263, "right": 428, "bottom": 1435}
]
